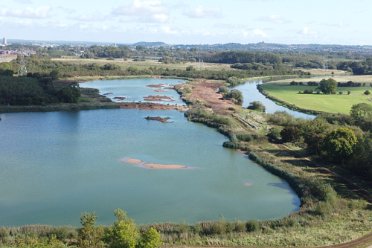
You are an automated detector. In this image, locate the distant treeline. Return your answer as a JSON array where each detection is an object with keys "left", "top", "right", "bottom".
[
  {"left": 290, "top": 80, "right": 372, "bottom": 87},
  {"left": 1, "top": 56, "right": 296, "bottom": 80},
  {"left": 337, "top": 59, "right": 372, "bottom": 75}
]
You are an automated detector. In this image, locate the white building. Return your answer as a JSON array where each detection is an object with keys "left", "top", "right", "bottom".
[{"left": 2, "top": 37, "right": 7, "bottom": 46}]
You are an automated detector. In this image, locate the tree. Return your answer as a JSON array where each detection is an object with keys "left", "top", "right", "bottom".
[
  {"left": 319, "top": 78, "right": 337, "bottom": 94},
  {"left": 322, "top": 127, "right": 357, "bottom": 163},
  {"left": 105, "top": 209, "right": 139, "bottom": 248},
  {"left": 138, "top": 227, "right": 162, "bottom": 248},
  {"left": 350, "top": 103, "right": 372, "bottom": 122},
  {"left": 78, "top": 212, "right": 104, "bottom": 248},
  {"left": 301, "top": 118, "right": 330, "bottom": 155}
]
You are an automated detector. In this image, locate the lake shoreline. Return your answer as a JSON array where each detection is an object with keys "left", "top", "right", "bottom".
[{"left": 0, "top": 76, "right": 190, "bottom": 113}]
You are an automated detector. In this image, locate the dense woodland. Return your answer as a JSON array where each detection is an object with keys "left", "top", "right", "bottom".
[{"left": 0, "top": 72, "right": 80, "bottom": 105}]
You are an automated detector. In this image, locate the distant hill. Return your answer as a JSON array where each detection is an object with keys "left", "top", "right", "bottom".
[{"left": 132, "top": 42, "right": 168, "bottom": 47}]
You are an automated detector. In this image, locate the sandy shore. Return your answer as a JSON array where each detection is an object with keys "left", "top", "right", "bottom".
[{"left": 121, "top": 157, "right": 190, "bottom": 170}]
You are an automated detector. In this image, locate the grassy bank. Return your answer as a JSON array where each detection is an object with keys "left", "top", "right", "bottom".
[{"left": 260, "top": 82, "right": 372, "bottom": 114}]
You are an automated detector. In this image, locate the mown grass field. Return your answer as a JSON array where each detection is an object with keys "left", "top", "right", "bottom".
[{"left": 262, "top": 79, "right": 372, "bottom": 114}]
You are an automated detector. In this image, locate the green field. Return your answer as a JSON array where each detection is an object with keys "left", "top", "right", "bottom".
[{"left": 261, "top": 82, "right": 372, "bottom": 114}]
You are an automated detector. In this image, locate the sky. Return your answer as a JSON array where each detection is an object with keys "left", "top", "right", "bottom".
[{"left": 0, "top": 0, "right": 371, "bottom": 45}]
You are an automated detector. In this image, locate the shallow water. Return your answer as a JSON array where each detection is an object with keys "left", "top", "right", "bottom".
[
  {"left": 0, "top": 79, "right": 300, "bottom": 226},
  {"left": 234, "top": 81, "right": 315, "bottom": 119},
  {"left": 80, "top": 78, "right": 186, "bottom": 105}
]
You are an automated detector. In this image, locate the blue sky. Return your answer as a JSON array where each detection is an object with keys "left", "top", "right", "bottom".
[{"left": 0, "top": 0, "right": 371, "bottom": 45}]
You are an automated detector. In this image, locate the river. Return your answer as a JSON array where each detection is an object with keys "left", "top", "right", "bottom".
[{"left": 234, "top": 81, "right": 315, "bottom": 119}]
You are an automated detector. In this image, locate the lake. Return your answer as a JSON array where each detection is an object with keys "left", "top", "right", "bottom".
[{"left": 0, "top": 79, "right": 300, "bottom": 226}]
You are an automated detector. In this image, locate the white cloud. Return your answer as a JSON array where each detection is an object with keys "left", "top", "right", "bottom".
[
  {"left": 0, "top": 6, "right": 51, "bottom": 19},
  {"left": 299, "top": 26, "right": 317, "bottom": 36},
  {"left": 12, "top": 0, "right": 33, "bottom": 3},
  {"left": 160, "top": 25, "right": 178, "bottom": 34},
  {"left": 253, "top": 28, "right": 268, "bottom": 38},
  {"left": 242, "top": 28, "right": 268, "bottom": 39},
  {"left": 112, "top": 0, "right": 169, "bottom": 23},
  {"left": 258, "top": 15, "right": 290, "bottom": 24},
  {"left": 184, "top": 6, "right": 221, "bottom": 19}
]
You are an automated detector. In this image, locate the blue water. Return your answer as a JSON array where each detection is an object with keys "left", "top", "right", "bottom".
[
  {"left": 80, "top": 78, "right": 186, "bottom": 105},
  {"left": 0, "top": 78, "right": 301, "bottom": 226}
]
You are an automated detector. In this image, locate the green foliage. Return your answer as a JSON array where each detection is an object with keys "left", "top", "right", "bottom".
[
  {"left": 0, "top": 68, "right": 14, "bottom": 76},
  {"left": 0, "top": 75, "right": 81, "bottom": 105},
  {"left": 245, "top": 221, "right": 259, "bottom": 232},
  {"left": 78, "top": 212, "right": 104, "bottom": 248},
  {"left": 56, "top": 84, "right": 81, "bottom": 103},
  {"left": 319, "top": 78, "right": 337, "bottom": 94},
  {"left": 105, "top": 209, "right": 139, "bottom": 248},
  {"left": 364, "top": 89, "right": 371, "bottom": 95},
  {"left": 218, "top": 86, "right": 229, "bottom": 94},
  {"left": 223, "top": 89, "right": 243, "bottom": 105},
  {"left": 301, "top": 118, "right": 331, "bottom": 155},
  {"left": 226, "top": 76, "right": 245, "bottom": 86},
  {"left": 267, "top": 127, "right": 282, "bottom": 142},
  {"left": 137, "top": 227, "right": 162, "bottom": 248},
  {"left": 247, "top": 101, "right": 266, "bottom": 112},
  {"left": 322, "top": 127, "right": 357, "bottom": 162},
  {"left": 280, "top": 125, "right": 302, "bottom": 143},
  {"left": 267, "top": 111, "right": 298, "bottom": 126},
  {"left": 0, "top": 76, "right": 45, "bottom": 105}
]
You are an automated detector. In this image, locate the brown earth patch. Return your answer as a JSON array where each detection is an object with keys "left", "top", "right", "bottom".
[{"left": 188, "top": 80, "right": 236, "bottom": 114}]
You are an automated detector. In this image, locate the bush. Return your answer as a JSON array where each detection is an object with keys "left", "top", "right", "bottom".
[
  {"left": 267, "top": 127, "right": 282, "bottom": 142},
  {"left": 247, "top": 101, "right": 266, "bottom": 112},
  {"left": 268, "top": 111, "right": 297, "bottom": 126},
  {"left": 137, "top": 227, "right": 162, "bottom": 248},
  {"left": 223, "top": 89, "right": 243, "bottom": 105},
  {"left": 198, "top": 221, "right": 228, "bottom": 236},
  {"left": 280, "top": 125, "right": 302, "bottom": 143},
  {"left": 364, "top": 90, "right": 371, "bottom": 95},
  {"left": 245, "top": 221, "right": 259, "bottom": 232}
]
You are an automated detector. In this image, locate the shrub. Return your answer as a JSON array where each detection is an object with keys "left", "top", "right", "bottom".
[
  {"left": 137, "top": 227, "right": 162, "bottom": 248},
  {"left": 280, "top": 125, "right": 302, "bottom": 143},
  {"left": 105, "top": 209, "right": 139, "bottom": 248},
  {"left": 247, "top": 101, "right": 266, "bottom": 112},
  {"left": 245, "top": 221, "right": 259, "bottom": 232},
  {"left": 364, "top": 90, "right": 371, "bottom": 95},
  {"left": 267, "top": 127, "right": 282, "bottom": 142},
  {"left": 224, "top": 89, "right": 243, "bottom": 105}
]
